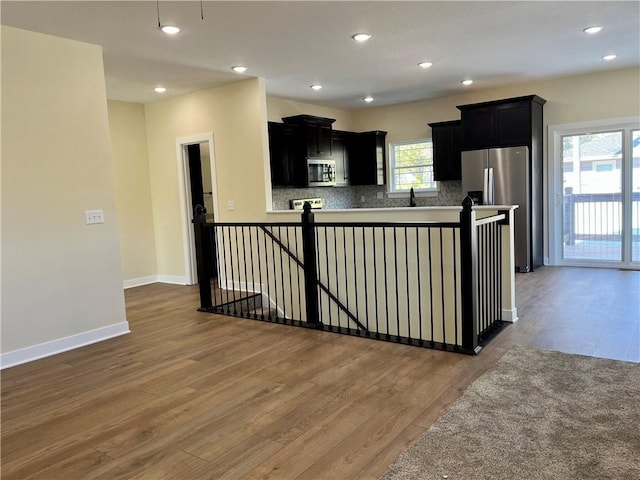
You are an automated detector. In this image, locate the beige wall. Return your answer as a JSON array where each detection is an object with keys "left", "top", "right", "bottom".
[
  {"left": 267, "top": 96, "right": 353, "bottom": 131},
  {"left": 144, "top": 78, "right": 270, "bottom": 279},
  {"left": 1, "top": 27, "right": 128, "bottom": 356},
  {"left": 108, "top": 100, "right": 157, "bottom": 283},
  {"left": 350, "top": 67, "right": 640, "bottom": 142}
]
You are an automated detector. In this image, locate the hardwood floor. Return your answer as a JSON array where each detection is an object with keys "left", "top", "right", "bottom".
[{"left": 2, "top": 266, "right": 638, "bottom": 479}]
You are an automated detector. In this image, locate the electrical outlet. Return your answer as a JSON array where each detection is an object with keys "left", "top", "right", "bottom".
[
  {"left": 85, "top": 210, "right": 104, "bottom": 224},
  {"left": 227, "top": 200, "right": 236, "bottom": 211},
  {"left": 377, "top": 192, "right": 384, "bottom": 199},
  {"left": 360, "top": 195, "right": 366, "bottom": 203}
]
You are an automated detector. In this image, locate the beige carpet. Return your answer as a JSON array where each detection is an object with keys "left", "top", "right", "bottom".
[{"left": 380, "top": 345, "right": 640, "bottom": 480}]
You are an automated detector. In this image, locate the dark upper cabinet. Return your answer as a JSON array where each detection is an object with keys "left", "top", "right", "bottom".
[
  {"left": 267, "top": 121, "right": 306, "bottom": 187},
  {"left": 268, "top": 116, "right": 386, "bottom": 187},
  {"left": 348, "top": 131, "right": 387, "bottom": 186},
  {"left": 457, "top": 95, "right": 546, "bottom": 150},
  {"left": 282, "top": 114, "right": 335, "bottom": 158},
  {"left": 331, "top": 130, "right": 352, "bottom": 186},
  {"left": 428, "top": 120, "right": 462, "bottom": 181}
]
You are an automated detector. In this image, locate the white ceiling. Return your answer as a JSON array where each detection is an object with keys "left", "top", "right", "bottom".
[{"left": 2, "top": 1, "right": 639, "bottom": 109}]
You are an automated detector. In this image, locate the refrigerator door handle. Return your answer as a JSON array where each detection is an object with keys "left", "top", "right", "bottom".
[{"left": 483, "top": 167, "right": 494, "bottom": 205}]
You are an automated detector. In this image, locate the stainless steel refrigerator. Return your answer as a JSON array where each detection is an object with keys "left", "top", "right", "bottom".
[{"left": 461, "top": 146, "right": 535, "bottom": 272}]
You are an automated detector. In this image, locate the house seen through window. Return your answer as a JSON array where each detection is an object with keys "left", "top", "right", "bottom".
[{"left": 389, "top": 139, "right": 438, "bottom": 194}]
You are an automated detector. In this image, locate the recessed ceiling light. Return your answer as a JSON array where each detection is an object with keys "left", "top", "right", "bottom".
[
  {"left": 352, "top": 33, "right": 372, "bottom": 42},
  {"left": 363, "top": 96, "right": 374, "bottom": 103},
  {"left": 602, "top": 54, "right": 617, "bottom": 61},
  {"left": 583, "top": 26, "right": 603, "bottom": 34},
  {"left": 418, "top": 62, "right": 433, "bottom": 69},
  {"left": 160, "top": 25, "right": 180, "bottom": 35},
  {"left": 461, "top": 79, "right": 473, "bottom": 86},
  {"left": 154, "top": 86, "right": 167, "bottom": 93},
  {"left": 310, "top": 85, "right": 323, "bottom": 91},
  {"left": 231, "top": 66, "right": 247, "bottom": 73}
]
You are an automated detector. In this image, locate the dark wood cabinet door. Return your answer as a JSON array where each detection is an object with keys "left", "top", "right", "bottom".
[
  {"left": 268, "top": 122, "right": 306, "bottom": 187},
  {"left": 461, "top": 107, "right": 494, "bottom": 150},
  {"left": 283, "top": 114, "right": 334, "bottom": 158},
  {"left": 348, "top": 131, "right": 386, "bottom": 185},
  {"left": 316, "top": 124, "right": 333, "bottom": 157},
  {"left": 430, "top": 120, "right": 462, "bottom": 181},
  {"left": 494, "top": 101, "right": 531, "bottom": 147},
  {"left": 268, "top": 122, "right": 288, "bottom": 186}
]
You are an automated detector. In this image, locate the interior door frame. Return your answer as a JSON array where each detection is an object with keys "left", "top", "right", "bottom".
[
  {"left": 548, "top": 116, "right": 639, "bottom": 268},
  {"left": 176, "top": 133, "right": 218, "bottom": 285}
]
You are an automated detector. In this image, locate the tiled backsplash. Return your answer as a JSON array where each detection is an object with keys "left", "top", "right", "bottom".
[{"left": 272, "top": 181, "right": 464, "bottom": 210}]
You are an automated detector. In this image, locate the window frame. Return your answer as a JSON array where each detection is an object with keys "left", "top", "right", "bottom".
[{"left": 387, "top": 138, "right": 439, "bottom": 198}]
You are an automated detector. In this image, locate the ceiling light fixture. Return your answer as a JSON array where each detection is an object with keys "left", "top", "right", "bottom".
[
  {"left": 461, "top": 79, "right": 473, "bottom": 86},
  {"left": 160, "top": 25, "right": 180, "bottom": 35},
  {"left": 363, "top": 96, "right": 374, "bottom": 103},
  {"left": 310, "top": 85, "right": 323, "bottom": 91},
  {"left": 583, "top": 26, "right": 603, "bottom": 34},
  {"left": 602, "top": 54, "right": 617, "bottom": 61},
  {"left": 231, "top": 66, "right": 247, "bottom": 73},
  {"left": 418, "top": 62, "right": 433, "bottom": 69},
  {"left": 154, "top": 86, "right": 167, "bottom": 93},
  {"left": 352, "top": 33, "right": 372, "bottom": 42}
]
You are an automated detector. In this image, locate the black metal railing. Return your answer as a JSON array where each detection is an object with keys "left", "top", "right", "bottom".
[{"left": 194, "top": 197, "right": 509, "bottom": 354}]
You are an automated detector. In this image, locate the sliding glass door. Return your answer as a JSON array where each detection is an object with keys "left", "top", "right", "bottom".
[{"left": 550, "top": 119, "right": 639, "bottom": 268}]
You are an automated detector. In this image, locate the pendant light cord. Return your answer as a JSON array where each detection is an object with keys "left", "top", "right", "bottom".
[{"left": 156, "top": 0, "right": 161, "bottom": 27}]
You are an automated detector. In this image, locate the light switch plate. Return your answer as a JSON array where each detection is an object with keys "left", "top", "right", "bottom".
[
  {"left": 85, "top": 210, "right": 104, "bottom": 224},
  {"left": 227, "top": 200, "right": 236, "bottom": 211}
]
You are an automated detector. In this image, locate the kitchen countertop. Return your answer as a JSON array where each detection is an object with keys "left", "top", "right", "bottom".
[{"left": 266, "top": 204, "right": 518, "bottom": 214}]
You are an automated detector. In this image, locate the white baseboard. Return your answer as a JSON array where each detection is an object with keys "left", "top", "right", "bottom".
[
  {"left": 123, "top": 275, "right": 190, "bottom": 288},
  {"left": 0, "top": 322, "right": 131, "bottom": 370},
  {"left": 123, "top": 275, "right": 158, "bottom": 289},
  {"left": 502, "top": 307, "right": 518, "bottom": 323},
  {"left": 157, "top": 274, "right": 189, "bottom": 285}
]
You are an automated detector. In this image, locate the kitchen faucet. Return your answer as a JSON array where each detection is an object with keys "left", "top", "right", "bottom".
[{"left": 409, "top": 187, "right": 416, "bottom": 207}]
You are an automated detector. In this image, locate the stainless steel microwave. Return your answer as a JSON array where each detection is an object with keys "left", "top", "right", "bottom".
[{"left": 307, "top": 159, "right": 336, "bottom": 187}]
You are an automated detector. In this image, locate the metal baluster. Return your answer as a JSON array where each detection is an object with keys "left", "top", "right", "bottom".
[
  {"left": 333, "top": 226, "right": 339, "bottom": 329},
  {"left": 295, "top": 226, "right": 302, "bottom": 318},
  {"left": 405, "top": 227, "right": 411, "bottom": 342},
  {"left": 373, "top": 227, "right": 380, "bottom": 337},
  {"left": 383, "top": 227, "right": 390, "bottom": 339},
  {"left": 452, "top": 228, "right": 458, "bottom": 347},
  {"left": 216, "top": 226, "right": 224, "bottom": 310},
  {"left": 324, "top": 226, "right": 331, "bottom": 326},
  {"left": 317, "top": 226, "right": 324, "bottom": 324},
  {"left": 287, "top": 227, "right": 294, "bottom": 320},
  {"left": 270, "top": 227, "right": 278, "bottom": 319},
  {"left": 254, "top": 227, "right": 264, "bottom": 320},
  {"left": 233, "top": 226, "right": 241, "bottom": 315},
  {"left": 241, "top": 226, "right": 250, "bottom": 316},
  {"left": 352, "top": 226, "right": 360, "bottom": 334},
  {"left": 439, "top": 227, "right": 446, "bottom": 346},
  {"left": 362, "top": 227, "right": 370, "bottom": 334},
  {"left": 248, "top": 226, "right": 256, "bottom": 318},
  {"left": 416, "top": 227, "right": 423, "bottom": 344},
  {"left": 428, "top": 228, "right": 434, "bottom": 345},
  {"left": 343, "top": 226, "right": 349, "bottom": 330},
  {"left": 278, "top": 226, "right": 286, "bottom": 322},
  {"left": 394, "top": 227, "right": 400, "bottom": 340},
  {"left": 226, "top": 226, "right": 234, "bottom": 312},
  {"left": 263, "top": 227, "right": 272, "bottom": 320}
]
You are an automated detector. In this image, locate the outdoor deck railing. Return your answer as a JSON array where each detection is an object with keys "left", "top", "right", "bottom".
[
  {"left": 194, "top": 197, "right": 510, "bottom": 354},
  {"left": 564, "top": 189, "right": 640, "bottom": 244}
]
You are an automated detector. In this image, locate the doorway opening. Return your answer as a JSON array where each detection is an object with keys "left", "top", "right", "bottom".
[{"left": 176, "top": 134, "right": 218, "bottom": 285}]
